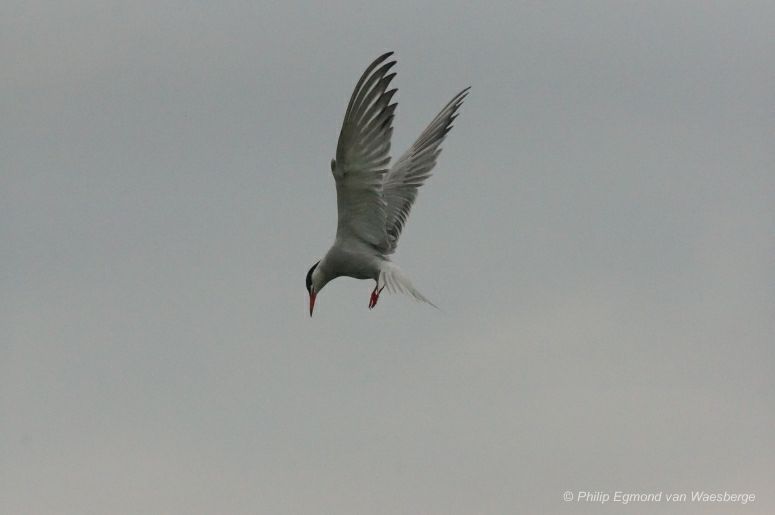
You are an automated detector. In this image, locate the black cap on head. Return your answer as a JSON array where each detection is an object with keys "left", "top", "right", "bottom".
[{"left": 306, "top": 261, "right": 320, "bottom": 293}]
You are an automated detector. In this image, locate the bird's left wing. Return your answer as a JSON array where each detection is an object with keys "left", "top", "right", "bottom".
[
  {"left": 382, "top": 87, "right": 469, "bottom": 253},
  {"left": 331, "top": 52, "right": 397, "bottom": 249}
]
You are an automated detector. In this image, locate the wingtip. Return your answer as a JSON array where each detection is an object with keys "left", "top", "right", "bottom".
[{"left": 376, "top": 51, "right": 395, "bottom": 64}]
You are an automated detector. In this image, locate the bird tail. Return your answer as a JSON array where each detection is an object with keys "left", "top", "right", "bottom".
[{"left": 378, "top": 262, "right": 438, "bottom": 309}]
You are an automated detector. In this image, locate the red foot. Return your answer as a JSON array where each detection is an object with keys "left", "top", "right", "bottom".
[{"left": 368, "top": 284, "right": 385, "bottom": 309}]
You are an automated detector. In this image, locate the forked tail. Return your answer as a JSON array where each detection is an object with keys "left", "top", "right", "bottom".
[{"left": 378, "top": 262, "right": 438, "bottom": 309}]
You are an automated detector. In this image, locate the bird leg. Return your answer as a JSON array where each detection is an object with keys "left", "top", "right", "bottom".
[{"left": 368, "top": 284, "right": 385, "bottom": 309}]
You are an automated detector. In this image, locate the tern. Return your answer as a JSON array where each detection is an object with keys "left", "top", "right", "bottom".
[{"left": 306, "top": 52, "right": 469, "bottom": 316}]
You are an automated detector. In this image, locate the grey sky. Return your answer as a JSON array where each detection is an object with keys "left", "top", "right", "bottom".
[{"left": 2, "top": 1, "right": 774, "bottom": 514}]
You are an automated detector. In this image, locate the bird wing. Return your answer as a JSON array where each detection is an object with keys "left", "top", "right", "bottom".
[
  {"left": 382, "top": 87, "right": 470, "bottom": 253},
  {"left": 331, "top": 52, "right": 398, "bottom": 250}
]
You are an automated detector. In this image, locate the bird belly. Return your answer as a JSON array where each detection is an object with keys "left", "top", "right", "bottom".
[{"left": 322, "top": 245, "right": 383, "bottom": 282}]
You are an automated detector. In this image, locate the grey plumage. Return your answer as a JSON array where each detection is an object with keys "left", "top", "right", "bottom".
[
  {"left": 332, "top": 52, "right": 396, "bottom": 249},
  {"left": 331, "top": 51, "right": 469, "bottom": 256},
  {"left": 307, "top": 52, "right": 468, "bottom": 312},
  {"left": 383, "top": 86, "right": 470, "bottom": 253}
]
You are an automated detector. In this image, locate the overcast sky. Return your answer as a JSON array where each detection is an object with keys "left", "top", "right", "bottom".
[{"left": 2, "top": 2, "right": 774, "bottom": 514}]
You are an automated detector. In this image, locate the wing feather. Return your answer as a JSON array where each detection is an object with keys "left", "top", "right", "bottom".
[
  {"left": 382, "top": 87, "right": 470, "bottom": 252},
  {"left": 332, "top": 52, "right": 397, "bottom": 249}
]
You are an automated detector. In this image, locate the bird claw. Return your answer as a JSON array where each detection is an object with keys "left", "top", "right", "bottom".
[{"left": 368, "top": 285, "right": 385, "bottom": 310}]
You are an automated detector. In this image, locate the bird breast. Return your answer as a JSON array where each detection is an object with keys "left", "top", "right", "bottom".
[{"left": 322, "top": 244, "right": 384, "bottom": 281}]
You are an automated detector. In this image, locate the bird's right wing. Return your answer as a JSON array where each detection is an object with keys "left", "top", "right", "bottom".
[
  {"left": 382, "top": 87, "right": 470, "bottom": 253},
  {"left": 331, "top": 52, "right": 398, "bottom": 249}
]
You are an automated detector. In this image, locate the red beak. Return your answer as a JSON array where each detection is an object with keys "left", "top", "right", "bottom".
[{"left": 309, "top": 291, "right": 317, "bottom": 316}]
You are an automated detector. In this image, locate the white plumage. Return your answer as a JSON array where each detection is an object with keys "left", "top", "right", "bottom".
[{"left": 306, "top": 52, "right": 469, "bottom": 315}]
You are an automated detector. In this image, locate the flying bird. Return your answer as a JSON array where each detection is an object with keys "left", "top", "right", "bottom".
[{"left": 306, "top": 52, "right": 469, "bottom": 315}]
